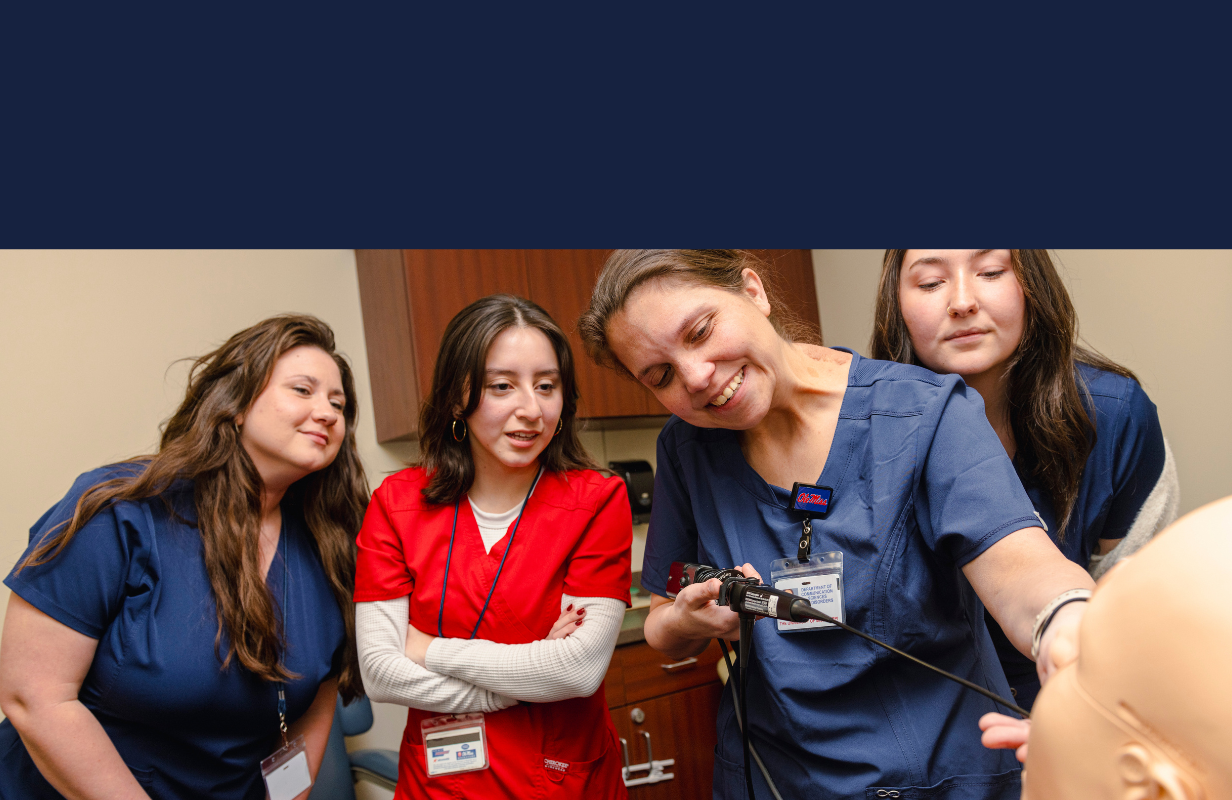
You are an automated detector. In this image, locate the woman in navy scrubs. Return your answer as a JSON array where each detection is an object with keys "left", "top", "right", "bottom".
[
  {"left": 872, "top": 249, "right": 1177, "bottom": 711},
  {"left": 578, "top": 250, "right": 1096, "bottom": 800},
  {"left": 0, "top": 315, "right": 368, "bottom": 800}
]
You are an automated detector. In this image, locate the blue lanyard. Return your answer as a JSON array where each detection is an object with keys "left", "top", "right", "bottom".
[
  {"left": 437, "top": 466, "right": 543, "bottom": 640},
  {"left": 274, "top": 522, "right": 290, "bottom": 745}
]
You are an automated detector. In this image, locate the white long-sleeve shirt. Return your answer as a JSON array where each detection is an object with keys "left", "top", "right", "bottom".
[{"left": 357, "top": 593, "right": 624, "bottom": 711}]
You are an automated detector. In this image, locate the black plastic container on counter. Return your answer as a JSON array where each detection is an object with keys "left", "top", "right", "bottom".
[{"left": 608, "top": 460, "right": 653, "bottom": 525}]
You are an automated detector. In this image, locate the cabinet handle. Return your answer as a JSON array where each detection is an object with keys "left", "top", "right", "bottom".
[
  {"left": 619, "top": 738, "right": 630, "bottom": 770},
  {"left": 660, "top": 657, "right": 698, "bottom": 672},
  {"left": 641, "top": 731, "right": 654, "bottom": 765}
]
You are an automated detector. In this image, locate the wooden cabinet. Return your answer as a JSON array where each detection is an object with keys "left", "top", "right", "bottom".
[
  {"left": 603, "top": 640, "right": 725, "bottom": 800},
  {"left": 355, "top": 249, "right": 819, "bottom": 442}
]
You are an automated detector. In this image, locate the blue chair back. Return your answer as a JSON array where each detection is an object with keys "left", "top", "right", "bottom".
[{"left": 309, "top": 696, "right": 374, "bottom": 800}]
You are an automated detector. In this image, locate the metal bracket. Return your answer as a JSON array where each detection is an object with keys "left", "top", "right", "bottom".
[{"left": 619, "top": 732, "right": 675, "bottom": 787}]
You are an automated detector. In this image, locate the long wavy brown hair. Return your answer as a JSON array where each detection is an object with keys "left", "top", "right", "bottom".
[
  {"left": 577, "top": 249, "right": 820, "bottom": 376},
  {"left": 871, "top": 250, "right": 1136, "bottom": 542},
  {"left": 18, "top": 315, "right": 368, "bottom": 700},
  {"left": 418, "top": 295, "right": 601, "bottom": 506}
]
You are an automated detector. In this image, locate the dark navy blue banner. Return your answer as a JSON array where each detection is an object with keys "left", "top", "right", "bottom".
[{"left": 0, "top": 3, "right": 1227, "bottom": 246}]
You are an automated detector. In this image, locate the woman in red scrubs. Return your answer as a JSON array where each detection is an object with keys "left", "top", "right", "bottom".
[{"left": 355, "top": 295, "right": 632, "bottom": 799}]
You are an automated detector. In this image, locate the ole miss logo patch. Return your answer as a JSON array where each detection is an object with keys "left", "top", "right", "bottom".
[{"left": 791, "top": 483, "right": 833, "bottom": 517}]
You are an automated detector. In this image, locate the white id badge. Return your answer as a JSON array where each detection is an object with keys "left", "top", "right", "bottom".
[
  {"left": 770, "top": 551, "right": 844, "bottom": 633},
  {"left": 262, "top": 734, "right": 312, "bottom": 800},
  {"left": 422, "top": 713, "right": 489, "bottom": 776}
]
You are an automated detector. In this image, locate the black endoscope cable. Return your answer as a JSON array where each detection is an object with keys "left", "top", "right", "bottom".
[
  {"left": 718, "top": 638, "right": 785, "bottom": 800},
  {"left": 689, "top": 565, "right": 1030, "bottom": 719},
  {"left": 791, "top": 603, "right": 1030, "bottom": 718}
]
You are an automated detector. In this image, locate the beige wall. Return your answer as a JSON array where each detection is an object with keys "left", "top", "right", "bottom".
[{"left": 810, "top": 249, "right": 1232, "bottom": 516}]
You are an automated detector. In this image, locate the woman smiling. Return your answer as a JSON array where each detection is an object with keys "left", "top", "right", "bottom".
[
  {"left": 578, "top": 249, "right": 1097, "bottom": 800},
  {"left": 0, "top": 315, "right": 367, "bottom": 800}
]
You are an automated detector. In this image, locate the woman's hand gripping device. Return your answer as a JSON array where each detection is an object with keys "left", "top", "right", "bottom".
[{"left": 666, "top": 562, "right": 827, "bottom": 623}]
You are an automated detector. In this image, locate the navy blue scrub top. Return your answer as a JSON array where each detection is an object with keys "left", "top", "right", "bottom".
[
  {"left": 986, "top": 364, "right": 1168, "bottom": 709},
  {"left": 0, "top": 466, "right": 346, "bottom": 800},
  {"left": 641, "top": 351, "right": 1039, "bottom": 800}
]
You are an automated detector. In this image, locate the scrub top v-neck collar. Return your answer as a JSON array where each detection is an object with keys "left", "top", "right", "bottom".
[{"left": 728, "top": 348, "right": 860, "bottom": 511}]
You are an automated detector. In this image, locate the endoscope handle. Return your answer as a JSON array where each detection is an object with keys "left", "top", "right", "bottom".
[{"left": 726, "top": 582, "right": 817, "bottom": 622}]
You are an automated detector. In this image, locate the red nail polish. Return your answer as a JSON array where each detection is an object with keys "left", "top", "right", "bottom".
[
  {"left": 578, "top": 608, "right": 586, "bottom": 615},
  {"left": 566, "top": 604, "right": 573, "bottom": 611},
  {"left": 576, "top": 620, "right": 583, "bottom": 626}
]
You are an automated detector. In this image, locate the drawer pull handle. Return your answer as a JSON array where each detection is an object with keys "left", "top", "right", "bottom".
[{"left": 660, "top": 657, "right": 698, "bottom": 672}]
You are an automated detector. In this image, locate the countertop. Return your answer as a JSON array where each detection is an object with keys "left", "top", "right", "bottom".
[{"left": 617, "top": 571, "right": 653, "bottom": 645}]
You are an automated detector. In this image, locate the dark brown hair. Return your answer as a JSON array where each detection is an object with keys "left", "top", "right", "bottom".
[
  {"left": 417, "top": 295, "right": 600, "bottom": 505},
  {"left": 19, "top": 315, "right": 368, "bottom": 700},
  {"left": 577, "top": 249, "right": 819, "bottom": 377},
  {"left": 871, "top": 250, "right": 1136, "bottom": 542}
]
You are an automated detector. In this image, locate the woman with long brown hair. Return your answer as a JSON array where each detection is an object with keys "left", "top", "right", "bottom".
[
  {"left": 579, "top": 249, "right": 1097, "bottom": 800},
  {"left": 354, "top": 294, "right": 631, "bottom": 799},
  {"left": 0, "top": 314, "right": 368, "bottom": 800},
  {"left": 872, "top": 249, "right": 1177, "bottom": 711}
]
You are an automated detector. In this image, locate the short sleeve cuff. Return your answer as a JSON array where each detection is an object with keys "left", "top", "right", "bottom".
[
  {"left": 3, "top": 579, "right": 106, "bottom": 639},
  {"left": 951, "top": 516, "right": 1041, "bottom": 568}
]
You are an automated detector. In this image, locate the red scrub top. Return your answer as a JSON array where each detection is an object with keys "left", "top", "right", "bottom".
[{"left": 355, "top": 467, "right": 632, "bottom": 800}]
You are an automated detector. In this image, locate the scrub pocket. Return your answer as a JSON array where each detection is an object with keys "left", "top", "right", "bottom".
[
  {"left": 537, "top": 748, "right": 619, "bottom": 798},
  {"left": 865, "top": 768, "right": 1021, "bottom": 800}
]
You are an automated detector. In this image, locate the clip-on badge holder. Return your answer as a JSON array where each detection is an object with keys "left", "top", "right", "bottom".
[
  {"left": 771, "top": 482, "right": 844, "bottom": 633},
  {"left": 422, "top": 713, "right": 490, "bottom": 777}
]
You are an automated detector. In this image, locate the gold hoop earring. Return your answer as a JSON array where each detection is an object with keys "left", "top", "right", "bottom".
[
  {"left": 451, "top": 419, "right": 467, "bottom": 442},
  {"left": 555, "top": 418, "right": 564, "bottom": 436}
]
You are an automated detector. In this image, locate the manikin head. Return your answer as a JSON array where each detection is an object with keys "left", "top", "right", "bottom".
[{"left": 1026, "top": 496, "right": 1232, "bottom": 800}]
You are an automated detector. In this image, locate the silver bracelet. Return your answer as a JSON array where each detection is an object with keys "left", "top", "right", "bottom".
[{"left": 1030, "top": 589, "right": 1092, "bottom": 661}]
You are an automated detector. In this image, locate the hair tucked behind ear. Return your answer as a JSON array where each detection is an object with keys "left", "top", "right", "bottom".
[
  {"left": 18, "top": 315, "right": 369, "bottom": 701},
  {"left": 872, "top": 249, "right": 1136, "bottom": 542},
  {"left": 417, "top": 295, "right": 600, "bottom": 506}
]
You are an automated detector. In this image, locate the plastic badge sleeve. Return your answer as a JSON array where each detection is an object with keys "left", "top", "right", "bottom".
[
  {"left": 262, "top": 734, "right": 312, "bottom": 800},
  {"left": 770, "top": 551, "right": 844, "bottom": 633},
  {"left": 422, "top": 713, "right": 490, "bottom": 777}
]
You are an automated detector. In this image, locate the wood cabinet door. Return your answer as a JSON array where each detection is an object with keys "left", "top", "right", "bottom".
[
  {"left": 355, "top": 249, "right": 421, "bottom": 443},
  {"left": 620, "top": 640, "right": 723, "bottom": 705},
  {"left": 402, "top": 250, "right": 532, "bottom": 418},
  {"left": 610, "top": 681, "right": 724, "bottom": 800},
  {"left": 523, "top": 249, "right": 667, "bottom": 419},
  {"left": 748, "top": 249, "right": 822, "bottom": 344}
]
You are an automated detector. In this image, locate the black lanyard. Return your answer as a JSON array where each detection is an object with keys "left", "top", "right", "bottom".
[{"left": 437, "top": 466, "right": 543, "bottom": 640}]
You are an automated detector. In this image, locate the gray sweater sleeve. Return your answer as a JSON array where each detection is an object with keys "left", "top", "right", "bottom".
[
  {"left": 424, "top": 594, "right": 625, "bottom": 703},
  {"left": 1089, "top": 438, "right": 1180, "bottom": 580},
  {"left": 356, "top": 597, "right": 517, "bottom": 714}
]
